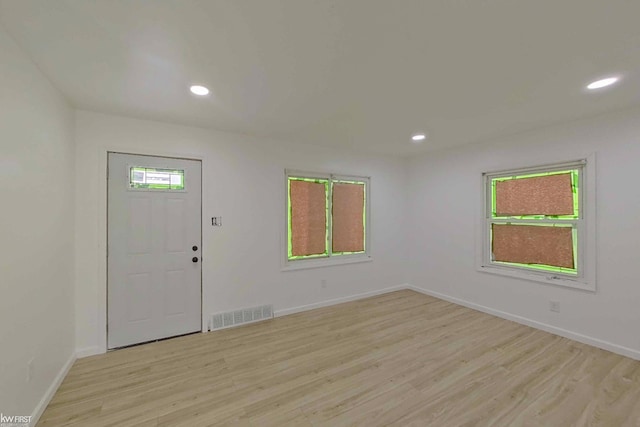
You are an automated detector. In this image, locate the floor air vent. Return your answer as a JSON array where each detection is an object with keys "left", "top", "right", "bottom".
[{"left": 209, "top": 304, "right": 274, "bottom": 331}]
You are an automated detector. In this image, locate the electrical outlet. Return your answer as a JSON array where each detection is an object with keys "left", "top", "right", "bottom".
[
  {"left": 321, "top": 279, "right": 327, "bottom": 288},
  {"left": 549, "top": 301, "right": 560, "bottom": 313}
]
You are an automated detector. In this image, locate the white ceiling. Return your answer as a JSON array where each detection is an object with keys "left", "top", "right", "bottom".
[{"left": 2, "top": 0, "right": 640, "bottom": 155}]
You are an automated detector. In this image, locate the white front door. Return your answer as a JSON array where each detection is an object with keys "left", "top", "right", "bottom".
[{"left": 108, "top": 153, "right": 202, "bottom": 349}]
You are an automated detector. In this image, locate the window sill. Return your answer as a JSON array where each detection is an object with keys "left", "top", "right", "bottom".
[
  {"left": 477, "top": 264, "right": 595, "bottom": 292},
  {"left": 282, "top": 255, "right": 373, "bottom": 272}
]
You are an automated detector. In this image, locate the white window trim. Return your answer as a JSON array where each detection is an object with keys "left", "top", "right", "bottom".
[
  {"left": 282, "top": 169, "right": 372, "bottom": 271},
  {"left": 476, "top": 154, "right": 596, "bottom": 292}
]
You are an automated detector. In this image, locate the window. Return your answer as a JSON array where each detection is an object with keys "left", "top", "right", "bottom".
[
  {"left": 480, "top": 158, "right": 595, "bottom": 290},
  {"left": 129, "top": 167, "right": 185, "bottom": 190},
  {"left": 285, "top": 170, "right": 370, "bottom": 268}
]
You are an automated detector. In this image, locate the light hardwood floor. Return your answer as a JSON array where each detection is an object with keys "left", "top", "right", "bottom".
[{"left": 38, "top": 290, "right": 640, "bottom": 426}]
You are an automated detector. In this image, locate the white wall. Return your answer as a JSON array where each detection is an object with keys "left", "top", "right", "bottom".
[
  {"left": 406, "top": 107, "right": 640, "bottom": 357},
  {"left": 0, "top": 25, "right": 75, "bottom": 418},
  {"left": 74, "top": 110, "right": 408, "bottom": 354}
]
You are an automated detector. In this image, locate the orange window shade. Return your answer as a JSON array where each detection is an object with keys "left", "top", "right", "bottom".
[
  {"left": 332, "top": 183, "right": 365, "bottom": 253},
  {"left": 492, "top": 224, "right": 574, "bottom": 269},
  {"left": 290, "top": 180, "right": 327, "bottom": 256},
  {"left": 495, "top": 173, "right": 574, "bottom": 216}
]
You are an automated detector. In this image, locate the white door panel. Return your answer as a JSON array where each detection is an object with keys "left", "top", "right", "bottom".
[{"left": 108, "top": 153, "right": 201, "bottom": 349}]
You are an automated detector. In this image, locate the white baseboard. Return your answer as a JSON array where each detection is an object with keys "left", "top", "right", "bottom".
[
  {"left": 274, "top": 285, "right": 407, "bottom": 317},
  {"left": 406, "top": 284, "right": 640, "bottom": 361},
  {"left": 76, "top": 346, "right": 103, "bottom": 358},
  {"left": 29, "top": 283, "right": 639, "bottom": 427},
  {"left": 30, "top": 352, "right": 76, "bottom": 427}
]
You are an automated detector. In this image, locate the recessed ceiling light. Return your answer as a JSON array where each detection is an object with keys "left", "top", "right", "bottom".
[
  {"left": 586, "top": 77, "right": 619, "bottom": 90},
  {"left": 411, "top": 133, "right": 426, "bottom": 142},
  {"left": 190, "top": 85, "right": 210, "bottom": 96}
]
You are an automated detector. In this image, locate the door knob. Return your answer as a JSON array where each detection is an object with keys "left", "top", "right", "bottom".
[{"left": 192, "top": 257, "right": 199, "bottom": 263}]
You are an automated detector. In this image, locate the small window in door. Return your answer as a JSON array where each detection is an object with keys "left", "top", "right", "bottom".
[{"left": 129, "top": 167, "right": 185, "bottom": 190}]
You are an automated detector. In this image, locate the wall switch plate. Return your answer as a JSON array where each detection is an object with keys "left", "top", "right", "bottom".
[{"left": 550, "top": 301, "right": 560, "bottom": 313}]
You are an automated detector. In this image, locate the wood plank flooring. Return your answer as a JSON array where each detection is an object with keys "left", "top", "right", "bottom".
[{"left": 38, "top": 290, "right": 640, "bottom": 426}]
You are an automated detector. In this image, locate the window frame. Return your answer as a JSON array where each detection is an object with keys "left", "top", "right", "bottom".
[
  {"left": 126, "top": 164, "right": 188, "bottom": 192},
  {"left": 283, "top": 169, "right": 371, "bottom": 271},
  {"left": 477, "top": 156, "right": 596, "bottom": 292}
]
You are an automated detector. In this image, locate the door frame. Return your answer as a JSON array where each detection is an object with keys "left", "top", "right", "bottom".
[{"left": 98, "top": 147, "right": 205, "bottom": 354}]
